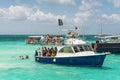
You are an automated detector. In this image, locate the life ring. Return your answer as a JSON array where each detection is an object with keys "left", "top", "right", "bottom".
[
  {"left": 53, "top": 58, "right": 56, "bottom": 62},
  {"left": 36, "top": 57, "right": 40, "bottom": 60}
]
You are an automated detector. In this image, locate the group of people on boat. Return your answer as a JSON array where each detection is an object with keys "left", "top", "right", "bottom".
[
  {"left": 26, "top": 37, "right": 41, "bottom": 44},
  {"left": 67, "top": 32, "right": 76, "bottom": 38},
  {"left": 35, "top": 47, "right": 58, "bottom": 57},
  {"left": 45, "top": 34, "right": 64, "bottom": 45},
  {"left": 26, "top": 38, "right": 35, "bottom": 44}
]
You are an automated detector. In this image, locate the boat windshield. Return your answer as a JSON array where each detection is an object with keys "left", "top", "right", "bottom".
[
  {"left": 59, "top": 47, "right": 74, "bottom": 53},
  {"left": 58, "top": 45, "right": 93, "bottom": 53},
  {"left": 73, "top": 45, "right": 93, "bottom": 53}
]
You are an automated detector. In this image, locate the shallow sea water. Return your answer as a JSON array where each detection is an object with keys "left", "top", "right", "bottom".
[{"left": 0, "top": 35, "right": 120, "bottom": 80}]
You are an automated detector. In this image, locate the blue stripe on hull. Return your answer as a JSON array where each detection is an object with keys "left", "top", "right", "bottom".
[{"left": 35, "top": 55, "right": 106, "bottom": 67}]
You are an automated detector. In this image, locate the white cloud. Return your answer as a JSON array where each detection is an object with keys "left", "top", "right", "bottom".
[
  {"left": 79, "top": 0, "right": 102, "bottom": 11},
  {"left": 28, "top": 9, "right": 66, "bottom": 22},
  {"left": 0, "top": 5, "right": 66, "bottom": 22},
  {"left": 102, "top": 14, "right": 120, "bottom": 22},
  {"left": 108, "top": 0, "right": 120, "bottom": 8},
  {"left": 74, "top": 11, "right": 91, "bottom": 24},
  {"left": 74, "top": 0, "right": 102, "bottom": 24},
  {"left": 36, "top": 0, "right": 76, "bottom": 5},
  {"left": 0, "top": 6, "right": 33, "bottom": 20}
]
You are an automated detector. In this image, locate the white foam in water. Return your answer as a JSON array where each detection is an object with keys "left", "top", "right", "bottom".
[{"left": 0, "top": 65, "right": 31, "bottom": 69}]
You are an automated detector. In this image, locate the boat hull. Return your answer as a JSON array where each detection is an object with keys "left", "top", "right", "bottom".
[
  {"left": 92, "top": 43, "right": 120, "bottom": 53},
  {"left": 35, "top": 54, "right": 106, "bottom": 67}
]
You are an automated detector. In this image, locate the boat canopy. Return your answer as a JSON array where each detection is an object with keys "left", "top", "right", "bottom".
[
  {"left": 64, "top": 38, "right": 86, "bottom": 45},
  {"left": 100, "top": 35, "right": 120, "bottom": 43},
  {"left": 28, "top": 36, "right": 44, "bottom": 38}
]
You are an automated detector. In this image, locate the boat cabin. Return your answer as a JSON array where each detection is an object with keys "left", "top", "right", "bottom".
[
  {"left": 35, "top": 44, "right": 108, "bottom": 67},
  {"left": 58, "top": 44, "right": 93, "bottom": 53},
  {"left": 36, "top": 44, "right": 94, "bottom": 58}
]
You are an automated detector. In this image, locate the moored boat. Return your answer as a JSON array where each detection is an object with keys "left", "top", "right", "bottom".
[
  {"left": 92, "top": 35, "right": 120, "bottom": 53},
  {"left": 26, "top": 36, "right": 44, "bottom": 44},
  {"left": 26, "top": 34, "right": 64, "bottom": 45}
]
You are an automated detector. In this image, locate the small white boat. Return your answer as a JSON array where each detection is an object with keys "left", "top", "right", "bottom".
[
  {"left": 94, "top": 35, "right": 104, "bottom": 38},
  {"left": 26, "top": 36, "right": 44, "bottom": 44}
]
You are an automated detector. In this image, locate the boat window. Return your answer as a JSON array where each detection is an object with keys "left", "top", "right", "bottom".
[
  {"left": 73, "top": 46, "right": 80, "bottom": 52},
  {"left": 86, "top": 45, "right": 93, "bottom": 51},
  {"left": 78, "top": 45, "right": 84, "bottom": 51},
  {"left": 88, "top": 45, "right": 93, "bottom": 51},
  {"left": 84, "top": 45, "right": 92, "bottom": 51},
  {"left": 59, "top": 47, "right": 73, "bottom": 53},
  {"left": 111, "top": 37, "right": 118, "bottom": 39},
  {"left": 83, "top": 45, "right": 89, "bottom": 51}
]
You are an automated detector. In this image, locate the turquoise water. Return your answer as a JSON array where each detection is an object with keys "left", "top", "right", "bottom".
[{"left": 0, "top": 35, "right": 120, "bottom": 80}]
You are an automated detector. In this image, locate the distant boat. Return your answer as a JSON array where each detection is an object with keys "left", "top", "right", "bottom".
[
  {"left": 92, "top": 35, "right": 120, "bottom": 53},
  {"left": 94, "top": 24, "right": 104, "bottom": 38},
  {"left": 26, "top": 36, "right": 44, "bottom": 44},
  {"left": 94, "top": 35, "right": 104, "bottom": 38},
  {"left": 25, "top": 27, "right": 85, "bottom": 46},
  {"left": 35, "top": 40, "right": 109, "bottom": 67}
]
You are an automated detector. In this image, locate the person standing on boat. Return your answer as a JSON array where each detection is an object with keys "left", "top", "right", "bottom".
[
  {"left": 94, "top": 41, "right": 99, "bottom": 51},
  {"left": 42, "top": 47, "right": 47, "bottom": 56},
  {"left": 55, "top": 47, "right": 58, "bottom": 54},
  {"left": 45, "top": 34, "right": 52, "bottom": 44},
  {"left": 35, "top": 50, "right": 38, "bottom": 56},
  {"left": 46, "top": 48, "right": 51, "bottom": 56},
  {"left": 51, "top": 47, "right": 56, "bottom": 57}
]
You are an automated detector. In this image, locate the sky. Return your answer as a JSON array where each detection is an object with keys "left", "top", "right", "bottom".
[{"left": 0, "top": 0, "right": 120, "bottom": 35}]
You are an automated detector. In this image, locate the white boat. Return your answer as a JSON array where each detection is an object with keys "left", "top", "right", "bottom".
[
  {"left": 94, "top": 35, "right": 104, "bottom": 38},
  {"left": 34, "top": 20, "right": 110, "bottom": 66},
  {"left": 35, "top": 40, "right": 109, "bottom": 67},
  {"left": 26, "top": 36, "right": 44, "bottom": 44}
]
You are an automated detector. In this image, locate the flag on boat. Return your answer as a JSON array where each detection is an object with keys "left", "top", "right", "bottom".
[
  {"left": 75, "top": 26, "right": 79, "bottom": 30},
  {"left": 58, "top": 19, "right": 63, "bottom": 26},
  {"left": 75, "top": 27, "right": 78, "bottom": 30}
]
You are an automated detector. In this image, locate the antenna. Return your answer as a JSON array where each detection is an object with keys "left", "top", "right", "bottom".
[{"left": 100, "top": 23, "right": 102, "bottom": 36}]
